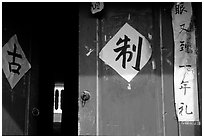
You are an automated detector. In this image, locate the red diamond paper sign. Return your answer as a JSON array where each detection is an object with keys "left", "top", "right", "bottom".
[
  {"left": 2, "top": 34, "right": 31, "bottom": 89},
  {"left": 99, "top": 23, "right": 152, "bottom": 82}
]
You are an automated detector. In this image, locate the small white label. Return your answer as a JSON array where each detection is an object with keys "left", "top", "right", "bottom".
[{"left": 91, "top": 2, "right": 104, "bottom": 14}]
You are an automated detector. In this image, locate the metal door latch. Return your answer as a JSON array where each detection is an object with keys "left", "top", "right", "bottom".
[
  {"left": 32, "top": 107, "right": 40, "bottom": 117},
  {"left": 81, "top": 90, "right": 91, "bottom": 107}
]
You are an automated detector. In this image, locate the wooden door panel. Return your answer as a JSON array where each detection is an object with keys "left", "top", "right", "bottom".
[
  {"left": 98, "top": 3, "right": 162, "bottom": 136},
  {"left": 2, "top": 10, "right": 31, "bottom": 135},
  {"left": 79, "top": 2, "right": 201, "bottom": 136},
  {"left": 79, "top": 3, "right": 97, "bottom": 136}
]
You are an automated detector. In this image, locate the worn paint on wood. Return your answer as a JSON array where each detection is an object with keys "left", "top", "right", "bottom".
[
  {"left": 2, "top": 27, "right": 31, "bottom": 136},
  {"left": 79, "top": 3, "right": 97, "bottom": 136},
  {"left": 161, "top": 4, "right": 179, "bottom": 135},
  {"left": 98, "top": 3, "right": 163, "bottom": 136}
]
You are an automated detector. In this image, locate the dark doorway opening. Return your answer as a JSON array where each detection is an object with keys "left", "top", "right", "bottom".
[
  {"left": 34, "top": 3, "right": 79, "bottom": 136},
  {"left": 3, "top": 2, "right": 79, "bottom": 135}
]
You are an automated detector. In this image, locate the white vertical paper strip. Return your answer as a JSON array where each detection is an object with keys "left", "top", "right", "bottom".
[{"left": 172, "top": 2, "right": 199, "bottom": 123}]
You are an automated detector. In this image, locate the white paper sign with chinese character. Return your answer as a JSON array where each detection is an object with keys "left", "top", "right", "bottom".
[
  {"left": 2, "top": 34, "right": 31, "bottom": 89},
  {"left": 99, "top": 23, "right": 152, "bottom": 82},
  {"left": 172, "top": 2, "right": 199, "bottom": 123}
]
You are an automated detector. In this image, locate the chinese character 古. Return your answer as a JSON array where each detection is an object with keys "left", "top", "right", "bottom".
[{"left": 7, "top": 43, "right": 22, "bottom": 75}]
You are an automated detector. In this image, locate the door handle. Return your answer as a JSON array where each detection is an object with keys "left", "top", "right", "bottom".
[
  {"left": 32, "top": 107, "right": 40, "bottom": 117},
  {"left": 80, "top": 90, "right": 91, "bottom": 107}
]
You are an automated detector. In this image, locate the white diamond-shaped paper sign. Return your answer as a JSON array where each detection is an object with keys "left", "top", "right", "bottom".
[
  {"left": 2, "top": 34, "right": 31, "bottom": 89},
  {"left": 99, "top": 23, "right": 152, "bottom": 82}
]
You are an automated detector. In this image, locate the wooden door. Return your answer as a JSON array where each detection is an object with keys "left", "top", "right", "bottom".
[
  {"left": 78, "top": 2, "right": 203, "bottom": 136},
  {"left": 2, "top": 5, "right": 32, "bottom": 135},
  {"left": 98, "top": 3, "right": 163, "bottom": 136},
  {"left": 79, "top": 3, "right": 97, "bottom": 135},
  {"left": 79, "top": 3, "right": 169, "bottom": 136},
  {"left": 2, "top": 3, "right": 79, "bottom": 135}
]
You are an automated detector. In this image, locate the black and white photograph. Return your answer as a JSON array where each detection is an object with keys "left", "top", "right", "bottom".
[{"left": 2, "top": 1, "right": 202, "bottom": 136}]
